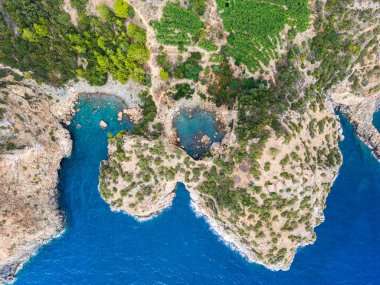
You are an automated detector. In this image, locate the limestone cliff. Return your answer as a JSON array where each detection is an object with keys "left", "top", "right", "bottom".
[{"left": 0, "top": 72, "right": 72, "bottom": 284}]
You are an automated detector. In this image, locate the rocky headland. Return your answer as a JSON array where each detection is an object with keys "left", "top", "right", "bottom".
[
  {"left": 327, "top": 0, "right": 380, "bottom": 159},
  {"left": 96, "top": 0, "right": 345, "bottom": 271},
  {"left": 0, "top": 73, "right": 71, "bottom": 284}
]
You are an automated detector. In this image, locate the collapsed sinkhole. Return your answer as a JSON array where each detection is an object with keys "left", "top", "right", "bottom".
[{"left": 173, "top": 108, "right": 224, "bottom": 160}]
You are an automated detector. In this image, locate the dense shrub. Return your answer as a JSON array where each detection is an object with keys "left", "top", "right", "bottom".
[
  {"left": 0, "top": 0, "right": 149, "bottom": 86},
  {"left": 174, "top": 52, "right": 203, "bottom": 81}
]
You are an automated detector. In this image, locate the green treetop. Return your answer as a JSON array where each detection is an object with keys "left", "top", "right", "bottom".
[{"left": 114, "top": 0, "right": 129, "bottom": 18}]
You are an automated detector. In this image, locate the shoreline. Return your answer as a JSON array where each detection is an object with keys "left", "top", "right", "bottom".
[
  {"left": 187, "top": 190, "right": 291, "bottom": 271},
  {"left": 2, "top": 223, "right": 67, "bottom": 285}
]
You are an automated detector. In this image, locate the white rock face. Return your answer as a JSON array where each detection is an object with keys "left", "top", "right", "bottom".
[
  {"left": 99, "top": 120, "right": 108, "bottom": 129},
  {"left": 0, "top": 81, "right": 72, "bottom": 284}
]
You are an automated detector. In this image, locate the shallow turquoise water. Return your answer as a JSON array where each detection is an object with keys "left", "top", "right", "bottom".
[
  {"left": 173, "top": 109, "right": 224, "bottom": 159},
  {"left": 14, "top": 96, "right": 380, "bottom": 284}
]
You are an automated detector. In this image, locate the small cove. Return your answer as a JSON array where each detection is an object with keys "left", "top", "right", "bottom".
[
  {"left": 14, "top": 97, "right": 380, "bottom": 284},
  {"left": 173, "top": 108, "right": 224, "bottom": 159},
  {"left": 373, "top": 109, "right": 380, "bottom": 132}
]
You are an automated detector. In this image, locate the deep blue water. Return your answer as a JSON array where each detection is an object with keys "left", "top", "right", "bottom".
[
  {"left": 373, "top": 110, "right": 380, "bottom": 132},
  {"left": 174, "top": 109, "right": 224, "bottom": 159},
  {"left": 14, "top": 97, "right": 380, "bottom": 285}
]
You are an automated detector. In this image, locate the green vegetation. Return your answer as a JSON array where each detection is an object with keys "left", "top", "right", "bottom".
[
  {"left": 70, "top": 0, "right": 88, "bottom": 12},
  {"left": 174, "top": 52, "right": 203, "bottom": 81},
  {"left": 215, "top": 0, "right": 310, "bottom": 71},
  {"left": 0, "top": 107, "right": 6, "bottom": 120},
  {"left": 152, "top": 2, "right": 204, "bottom": 48},
  {"left": 189, "top": 0, "right": 206, "bottom": 16},
  {"left": 131, "top": 91, "right": 157, "bottom": 136},
  {"left": 208, "top": 53, "right": 304, "bottom": 143},
  {"left": 310, "top": 0, "right": 378, "bottom": 93},
  {"left": 0, "top": 0, "right": 149, "bottom": 86},
  {"left": 198, "top": 39, "right": 218, "bottom": 51},
  {"left": 114, "top": 0, "right": 129, "bottom": 18},
  {"left": 169, "top": 83, "right": 194, "bottom": 101},
  {"left": 0, "top": 0, "right": 78, "bottom": 85},
  {"left": 69, "top": 15, "right": 149, "bottom": 85}
]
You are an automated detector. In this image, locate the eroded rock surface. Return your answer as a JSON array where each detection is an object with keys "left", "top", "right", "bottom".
[{"left": 0, "top": 77, "right": 71, "bottom": 283}]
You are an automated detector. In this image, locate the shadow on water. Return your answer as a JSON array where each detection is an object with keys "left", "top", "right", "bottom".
[{"left": 15, "top": 97, "right": 380, "bottom": 285}]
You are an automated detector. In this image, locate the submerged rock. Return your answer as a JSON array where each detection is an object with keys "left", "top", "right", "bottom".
[
  {"left": 117, "top": 111, "right": 123, "bottom": 121},
  {"left": 200, "top": 135, "right": 211, "bottom": 144},
  {"left": 99, "top": 120, "right": 108, "bottom": 129}
]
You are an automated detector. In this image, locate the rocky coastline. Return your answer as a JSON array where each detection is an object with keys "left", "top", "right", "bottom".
[
  {"left": 100, "top": 92, "right": 343, "bottom": 270},
  {"left": 0, "top": 0, "right": 378, "bottom": 281},
  {"left": 332, "top": 98, "right": 380, "bottom": 160},
  {"left": 0, "top": 78, "right": 72, "bottom": 284}
]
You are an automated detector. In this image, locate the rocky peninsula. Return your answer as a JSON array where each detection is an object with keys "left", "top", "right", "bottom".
[{"left": 97, "top": 0, "right": 345, "bottom": 270}]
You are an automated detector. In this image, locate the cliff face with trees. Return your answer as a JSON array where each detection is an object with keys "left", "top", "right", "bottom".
[{"left": 312, "top": 0, "right": 380, "bottom": 158}]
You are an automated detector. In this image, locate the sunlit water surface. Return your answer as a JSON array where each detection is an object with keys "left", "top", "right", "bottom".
[{"left": 15, "top": 96, "right": 380, "bottom": 284}]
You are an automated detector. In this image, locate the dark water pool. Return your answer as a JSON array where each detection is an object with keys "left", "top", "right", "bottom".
[
  {"left": 14, "top": 96, "right": 380, "bottom": 284},
  {"left": 173, "top": 109, "right": 224, "bottom": 159}
]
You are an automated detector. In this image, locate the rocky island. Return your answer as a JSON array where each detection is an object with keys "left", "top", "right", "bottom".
[{"left": 0, "top": 0, "right": 378, "bottom": 283}]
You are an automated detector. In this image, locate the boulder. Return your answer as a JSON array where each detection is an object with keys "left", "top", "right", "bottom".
[
  {"left": 99, "top": 120, "right": 108, "bottom": 129},
  {"left": 117, "top": 112, "right": 123, "bottom": 121}
]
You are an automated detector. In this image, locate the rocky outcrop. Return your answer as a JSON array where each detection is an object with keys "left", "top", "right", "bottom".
[
  {"left": 327, "top": 0, "right": 380, "bottom": 159},
  {"left": 98, "top": 135, "right": 209, "bottom": 220},
  {"left": 123, "top": 107, "right": 143, "bottom": 123},
  {"left": 332, "top": 93, "right": 380, "bottom": 159},
  {"left": 0, "top": 78, "right": 72, "bottom": 284}
]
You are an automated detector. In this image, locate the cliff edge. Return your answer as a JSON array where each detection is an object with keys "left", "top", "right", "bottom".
[{"left": 0, "top": 71, "right": 72, "bottom": 284}]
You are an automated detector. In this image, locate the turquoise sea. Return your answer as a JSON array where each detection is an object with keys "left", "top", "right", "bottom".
[{"left": 15, "top": 95, "right": 380, "bottom": 284}]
